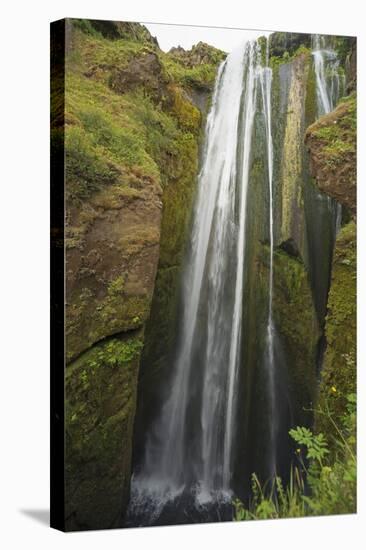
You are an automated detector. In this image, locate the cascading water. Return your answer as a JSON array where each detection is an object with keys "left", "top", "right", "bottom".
[
  {"left": 126, "top": 32, "right": 346, "bottom": 529},
  {"left": 127, "top": 40, "right": 274, "bottom": 526},
  {"left": 258, "top": 51, "right": 277, "bottom": 478},
  {"left": 312, "top": 35, "right": 345, "bottom": 116},
  {"left": 302, "top": 34, "right": 345, "bottom": 329},
  {"left": 312, "top": 35, "right": 344, "bottom": 238}
]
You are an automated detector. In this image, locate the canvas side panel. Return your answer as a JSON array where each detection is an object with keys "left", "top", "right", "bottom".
[{"left": 50, "top": 18, "right": 66, "bottom": 532}]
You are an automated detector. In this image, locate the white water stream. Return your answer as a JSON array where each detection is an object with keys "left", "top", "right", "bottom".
[
  {"left": 128, "top": 41, "right": 274, "bottom": 523},
  {"left": 127, "top": 33, "right": 345, "bottom": 526}
]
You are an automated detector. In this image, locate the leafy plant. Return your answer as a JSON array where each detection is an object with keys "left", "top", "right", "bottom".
[
  {"left": 289, "top": 427, "right": 329, "bottom": 462},
  {"left": 234, "top": 395, "right": 356, "bottom": 521}
]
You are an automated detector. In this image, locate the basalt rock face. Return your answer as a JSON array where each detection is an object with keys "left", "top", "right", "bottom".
[
  {"left": 306, "top": 92, "right": 357, "bottom": 441},
  {"left": 169, "top": 41, "right": 226, "bottom": 68},
  {"left": 305, "top": 94, "right": 356, "bottom": 217},
  {"left": 318, "top": 222, "right": 356, "bottom": 433},
  {"left": 109, "top": 50, "right": 168, "bottom": 102},
  {"left": 237, "top": 48, "right": 324, "bottom": 486},
  {"left": 64, "top": 19, "right": 223, "bottom": 530},
  {"left": 80, "top": 19, "right": 159, "bottom": 45},
  {"left": 269, "top": 32, "right": 311, "bottom": 58},
  {"left": 66, "top": 170, "right": 163, "bottom": 363},
  {"left": 65, "top": 333, "right": 144, "bottom": 530},
  {"left": 235, "top": 38, "right": 356, "bottom": 485},
  {"left": 63, "top": 21, "right": 356, "bottom": 527}
]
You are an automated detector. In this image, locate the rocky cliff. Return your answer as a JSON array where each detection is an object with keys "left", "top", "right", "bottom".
[
  {"left": 236, "top": 33, "right": 355, "bottom": 486},
  {"left": 238, "top": 42, "right": 320, "bottom": 484},
  {"left": 62, "top": 22, "right": 356, "bottom": 528},
  {"left": 306, "top": 94, "right": 356, "bottom": 216},
  {"left": 305, "top": 90, "right": 356, "bottom": 441},
  {"left": 64, "top": 18, "right": 224, "bottom": 530}
]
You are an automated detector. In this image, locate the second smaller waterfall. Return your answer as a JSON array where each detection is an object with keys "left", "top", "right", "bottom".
[
  {"left": 312, "top": 35, "right": 345, "bottom": 116},
  {"left": 259, "top": 59, "right": 277, "bottom": 478}
]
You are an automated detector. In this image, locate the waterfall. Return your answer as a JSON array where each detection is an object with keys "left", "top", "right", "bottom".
[
  {"left": 128, "top": 40, "right": 271, "bottom": 525},
  {"left": 312, "top": 36, "right": 344, "bottom": 234},
  {"left": 259, "top": 56, "right": 276, "bottom": 477},
  {"left": 126, "top": 32, "right": 347, "bottom": 529},
  {"left": 312, "top": 35, "right": 345, "bottom": 116}
]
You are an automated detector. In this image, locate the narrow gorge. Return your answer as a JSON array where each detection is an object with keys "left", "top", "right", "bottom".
[{"left": 59, "top": 20, "right": 356, "bottom": 530}]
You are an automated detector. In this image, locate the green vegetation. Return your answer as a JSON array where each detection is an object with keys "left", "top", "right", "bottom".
[
  {"left": 65, "top": 71, "right": 161, "bottom": 204},
  {"left": 164, "top": 41, "right": 225, "bottom": 89},
  {"left": 234, "top": 394, "right": 356, "bottom": 519},
  {"left": 334, "top": 36, "right": 355, "bottom": 65},
  {"left": 305, "top": 61, "right": 317, "bottom": 126},
  {"left": 269, "top": 44, "right": 311, "bottom": 69},
  {"left": 63, "top": 21, "right": 356, "bottom": 528},
  {"left": 268, "top": 31, "right": 311, "bottom": 59},
  {"left": 260, "top": 245, "right": 320, "bottom": 427},
  {"left": 236, "top": 38, "right": 357, "bottom": 521},
  {"left": 316, "top": 222, "right": 356, "bottom": 442},
  {"left": 65, "top": 333, "right": 143, "bottom": 529},
  {"left": 64, "top": 20, "right": 223, "bottom": 529},
  {"left": 72, "top": 18, "right": 103, "bottom": 38},
  {"left": 310, "top": 93, "right": 356, "bottom": 166},
  {"left": 65, "top": 23, "right": 209, "bottom": 211},
  {"left": 65, "top": 27, "right": 214, "bottom": 206},
  {"left": 305, "top": 93, "right": 356, "bottom": 216},
  {"left": 162, "top": 54, "right": 219, "bottom": 90},
  {"left": 64, "top": 21, "right": 220, "bottom": 360}
]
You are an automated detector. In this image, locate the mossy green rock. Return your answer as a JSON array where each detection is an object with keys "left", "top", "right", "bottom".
[
  {"left": 270, "top": 248, "right": 320, "bottom": 409},
  {"left": 239, "top": 239, "right": 320, "bottom": 485},
  {"left": 305, "top": 94, "right": 357, "bottom": 217},
  {"left": 315, "top": 222, "right": 356, "bottom": 439},
  {"left": 304, "top": 80, "right": 356, "bottom": 443},
  {"left": 63, "top": 19, "right": 222, "bottom": 530},
  {"left": 269, "top": 32, "right": 311, "bottom": 58},
  {"left": 65, "top": 334, "right": 143, "bottom": 530},
  {"left": 249, "top": 244, "right": 320, "bottom": 435}
]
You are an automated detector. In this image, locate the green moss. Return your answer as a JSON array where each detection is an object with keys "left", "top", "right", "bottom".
[
  {"left": 313, "top": 93, "right": 356, "bottom": 136},
  {"left": 257, "top": 35, "right": 268, "bottom": 65},
  {"left": 65, "top": 125, "right": 121, "bottom": 203},
  {"left": 107, "top": 275, "right": 125, "bottom": 296},
  {"left": 271, "top": 248, "right": 320, "bottom": 350},
  {"left": 66, "top": 278, "right": 151, "bottom": 362},
  {"left": 157, "top": 132, "right": 198, "bottom": 267},
  {"left": 305, "top": 93, "right": 357, "bottom": 216},
  {"left": 65, "top": 22, "right": 214, "bottom": 362},
  {"left": 65, "top": 26, "right": 206, "bottom": 205},
  {"left": 72, "top": 18, "right": 103, "bottom": 38},
  {"left": 141, "top": 266, "right": 180, "bottom": 371},
  {"left": 167, "top": 84, "right": 201, "bottom": 132},
  {"left": 160, "top": 42, "right": 226, "bottom": 91},
  {"left": 65, "top": 71, "right": 162, "bottom": 205},
  {"left": 269, "top": 32, "right": 311, "bottom": 60},
  {"left": 311, "top": 94, "right": 356, "bottom": 167},
  {"left": 69, "top": 26, "right": 151, "bottom": 77},
  {"left": 334, "top": 36, "right": 355, "bottom": 65},
  {"left": 272, "top": 248, "right": 320, "bottom": 422},
  {"left": 65, "top": 333, "right": 143, "bottom": 529},
  {"left": 269, "top": 45, "right": 311, "bottom": 69},
  {"left": 161, "top": 53, "right": 219, "bottom": 90},
  {"left": 280, "top": 53, "right": 309, "bottom": 247},
  {"left": 316, "top": 221, "right": 356, "bottom": 438},
  {"left": 304, "top": 61, "right": 317, "bottom": 126},
  {"left": 64, "top": 21, "right": 219, "bottom": 527},
  {"left": 244, "top": 241, "right": 320, "bottom": 461}
]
